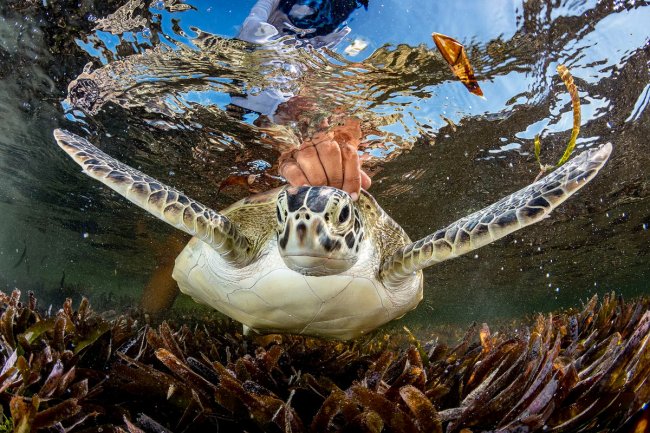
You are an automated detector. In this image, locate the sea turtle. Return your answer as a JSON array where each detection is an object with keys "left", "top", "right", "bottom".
[{"left": 54, "top": 129, "right": 611, "bottom": 339}]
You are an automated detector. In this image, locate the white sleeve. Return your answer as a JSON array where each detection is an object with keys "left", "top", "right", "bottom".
[{"left": 237, "top": 0, "right": 282, "bottom": 44}]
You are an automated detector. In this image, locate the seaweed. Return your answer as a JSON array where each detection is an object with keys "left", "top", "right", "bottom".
[
  {"left": 0, "top": 289, "right": 648, "bottom": 432},
  {"left": 534, "top": 64, "right": 582, "bottom": 180}
]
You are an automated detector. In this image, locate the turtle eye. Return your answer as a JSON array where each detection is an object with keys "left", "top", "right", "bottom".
[{"left": 338, "top": 204, "right": 350, "bottom": 224}]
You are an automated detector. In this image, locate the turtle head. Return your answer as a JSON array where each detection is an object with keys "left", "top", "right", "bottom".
[{"left": 276, "top": 186, "right": 364, "bottom": 276}]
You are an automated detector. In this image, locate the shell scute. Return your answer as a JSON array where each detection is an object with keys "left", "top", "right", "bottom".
[
  {"left": 251, "top": 269, "right": 322, "bottom": 322},
  {"left": 316, "top": 277, "right": 387, "bottom": 321}
]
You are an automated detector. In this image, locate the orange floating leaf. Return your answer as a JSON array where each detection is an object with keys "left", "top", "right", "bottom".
[{"left": 432, "top": 32, "right": 483, "bottom": 97}]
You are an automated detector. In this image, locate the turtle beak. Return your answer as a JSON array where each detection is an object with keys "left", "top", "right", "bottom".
[
  {"left": 281, "top": 211, "right": 337, "bottom": 257},
  {"left": 278, "top": 212, "right": 354, "bottom": 276}
]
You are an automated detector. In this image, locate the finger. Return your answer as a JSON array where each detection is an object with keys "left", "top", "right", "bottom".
[
  {"left": 361, "top": 170, "right": 372, "bottom": 190},
  {"left": 311, "top": 129, "right": 334, "bottom": 146},
  {"left": 341, "top": 143, "right": 362, "bottom": 200},
  {"left": 280, "top": 159, "right": 310, "bottom": 186},
  {"left": 315, "top": 139, "right": 344, "bottom": 189},
  {"left": 295, "top": 145, "right": 328, "bottom": 186}
]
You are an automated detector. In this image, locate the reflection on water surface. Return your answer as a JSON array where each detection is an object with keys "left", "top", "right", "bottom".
[{"left": 0, "top": 0, "right": 648, "bottom": 328}]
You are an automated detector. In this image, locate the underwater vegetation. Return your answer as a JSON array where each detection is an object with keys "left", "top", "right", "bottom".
[{"left": 0, "top": 290, "right": 648, "bottom": 432}]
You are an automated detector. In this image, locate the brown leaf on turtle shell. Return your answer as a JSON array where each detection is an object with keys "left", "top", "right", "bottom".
[{"left": 432, "top": 32, "right": 483, "bottom": 97}]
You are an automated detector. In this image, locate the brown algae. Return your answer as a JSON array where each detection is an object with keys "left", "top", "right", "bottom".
[{"left": 0, "top": 290, "right": 648, "bottom": 432}]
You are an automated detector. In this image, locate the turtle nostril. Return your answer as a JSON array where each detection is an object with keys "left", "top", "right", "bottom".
[{"left": 306, "top": 214, "right": 310, "bottom": 220}]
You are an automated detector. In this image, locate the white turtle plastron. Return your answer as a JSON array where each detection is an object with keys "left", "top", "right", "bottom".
[{"left": 172, "top": 236, "right": 423, "bottom": 340}]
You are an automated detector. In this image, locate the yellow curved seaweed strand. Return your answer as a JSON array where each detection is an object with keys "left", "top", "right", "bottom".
[
  {"left": 534, "top": 134, "right": 542, "bottom": 167},
  {"left": 556, "top": 64, "right": 581, "bottom": 167}
]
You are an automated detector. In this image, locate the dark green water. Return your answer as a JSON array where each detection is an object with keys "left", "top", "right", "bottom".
[{"left": 0, "top": 0, "right": 648, "bottom": 331}]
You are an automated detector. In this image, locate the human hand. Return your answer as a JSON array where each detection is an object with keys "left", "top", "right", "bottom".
[{"left": 278, "top": 117, "right": 371, "bottom": 200}]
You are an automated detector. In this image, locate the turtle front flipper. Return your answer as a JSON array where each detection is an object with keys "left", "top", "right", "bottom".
[
  {"left": 381, "top": 143, "right": 612, "bottom": 287},
  {"left": 54, "top": 129, "right": 253, "bottom": 267}
]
